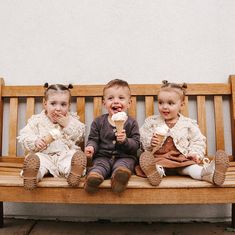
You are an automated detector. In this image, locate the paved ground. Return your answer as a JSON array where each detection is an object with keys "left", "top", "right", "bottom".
[{"left": 0, "top": 219, "right": 235, "bottom": 235}]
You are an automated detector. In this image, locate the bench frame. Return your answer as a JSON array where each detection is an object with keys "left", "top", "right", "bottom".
[{"left": 0, "top": 76, "right": 235, "bottom": 227}]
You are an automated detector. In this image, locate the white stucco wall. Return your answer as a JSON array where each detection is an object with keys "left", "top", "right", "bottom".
[{"left": 1, "top": 0, "right": 235, "bottom": 222}]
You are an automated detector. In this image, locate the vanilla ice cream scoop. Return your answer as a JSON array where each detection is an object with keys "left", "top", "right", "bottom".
[
  {"left": 154, "top": 124, "right": 169, "bottom": 136},
  {"left": 111, "top": 112, "right": 127, "bottom": 134},
  {"left": 111, "top": 111, "right": 127, "bottom": 121}
]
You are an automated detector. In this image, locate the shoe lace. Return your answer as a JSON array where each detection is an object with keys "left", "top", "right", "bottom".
[
  {"left": 156, "top": 165, "right": 166, "bottom": 177},
  {"left": 202, "top": 157, "right": 211, "bottom": 167}
]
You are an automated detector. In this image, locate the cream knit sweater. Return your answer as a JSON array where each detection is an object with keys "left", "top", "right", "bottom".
[
  {"left": 140, "top": 114, "right": 206, "bottom": 160},
  {"left": 18, "top": 110, "right": 85, "bottom": 155}
]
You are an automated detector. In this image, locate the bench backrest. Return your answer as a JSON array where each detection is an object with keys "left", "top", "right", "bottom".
[{"left": 0, "top": 76, "right": 234, "bottom": 161}]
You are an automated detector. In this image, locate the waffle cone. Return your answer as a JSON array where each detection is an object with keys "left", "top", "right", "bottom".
[
  {"left": 43, "top": 134, "right": 54, "bottom": 145},
  {"left": 152, "top": 134, "right": 165, "bottom": 153},
  {"left": 114, "top": 120, "right": 125, "bottom": 134}
]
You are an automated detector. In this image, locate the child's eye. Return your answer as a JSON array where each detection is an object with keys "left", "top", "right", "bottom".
[
  {"left": 108, "top": 97, "right": 113, "bottom": 100},
  {"left": 50, "top": 102, "right": 56, "bottom": 106},
  {"left": 168, "top": 102, "right": 174, "bottom": 105},
  {"left": 61, "top": 103, "right": 67, "bottom": 107},
  {"left": 158, "top": 101, "right": 162, "bottom": 105},
  {"left": 119, "top": 96, "right": 125, "bottom": 100}
]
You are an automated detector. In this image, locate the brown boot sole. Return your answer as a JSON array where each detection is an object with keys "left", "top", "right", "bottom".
[
  {"left": 67, "top": 151, "right": 87, "bottom": 187},
  {"left": 111, "top": 168, "right": 131, "bottom": 194},
  {"left": 213, "top": 150, "right": 229, "bottom": 186},
  {"left": 84, "top": 173, "right": 104, "bottom": 194},
  {"left": 23, "top": 154, "right": 40, "bottom": 190},
  {"left": 139, "top": 151, "right": 162, "bottom": 186}
]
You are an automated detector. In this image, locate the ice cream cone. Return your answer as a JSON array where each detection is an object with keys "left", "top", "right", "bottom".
[
  {"left": 43, "top": 134, "right": 54, "bottom": 145},
  {"left": 114, "top": 120, "right": 125, "bottom": 134},
  {"left": 153, "top": 134, "right": 165, "bottom": 151}
]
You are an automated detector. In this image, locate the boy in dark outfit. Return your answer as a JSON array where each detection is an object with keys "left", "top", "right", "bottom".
[{"left": 84, "top": 79, "right": 140, "bottom": 194}]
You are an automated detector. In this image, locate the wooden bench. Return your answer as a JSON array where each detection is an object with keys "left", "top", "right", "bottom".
[{"left": 0, "top": 76, "right": 235, "bottom": 228}]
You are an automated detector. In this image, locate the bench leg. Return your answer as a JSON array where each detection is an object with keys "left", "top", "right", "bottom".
[
  {"left": 232, "top": 203, "right": 235, "bottom": 228},
  {"left": 0, "top": 202, "right": 3, "bottom": 228}
]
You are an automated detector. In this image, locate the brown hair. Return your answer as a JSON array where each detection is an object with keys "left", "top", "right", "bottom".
[
  {"left": 160, "top": 80, "right": 187, "bottom": 101},
  {"left": 103, "top": 79, "right": 131, "bottom": 97},
  {"left": 43, "top": 83, "right": 73, "bottom": 102}
]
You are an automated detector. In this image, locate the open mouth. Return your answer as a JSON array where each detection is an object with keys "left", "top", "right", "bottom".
[{"left": 112, "top": 106, "right": 122, "bottom": 113}]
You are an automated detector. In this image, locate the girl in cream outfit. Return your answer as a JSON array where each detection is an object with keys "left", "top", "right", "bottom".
[{"left": 18, "top": 84, "right": 86, "bottom": 190}]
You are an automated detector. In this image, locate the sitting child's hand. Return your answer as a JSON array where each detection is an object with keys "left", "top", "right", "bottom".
[
  {"left": 115, "top": 130, "right": 127, "bottom": 143},
  {"left": 35, "top": 138, "right": 47, "bottom": 151},
  {"left": 85, "top": 146, "right": 94, "bottom": 158},
  {"left": 151, "top": 133, "right": 162, "bottom": 147},
  {"left": 52, "top": 112, "right": 70, "bottom": 127},
  {"left": 187, "top": 154, "right": 201, "bottom": 163}
]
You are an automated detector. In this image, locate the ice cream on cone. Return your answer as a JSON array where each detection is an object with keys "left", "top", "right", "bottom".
[
  {"left": 43, "top": 128, "right": 62, "bottom": 145},
  {"left": 111, "top": 112, "right": 127, "bottom": 134},
  {"left": 153, "top": 124, "right": 169, "bottom": 151}
]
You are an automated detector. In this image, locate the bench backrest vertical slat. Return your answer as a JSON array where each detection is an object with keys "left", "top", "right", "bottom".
[
  {"left": 145, "top": 96, "right": 154, "bottom": 117},
  {"left": 214, "top": 95, "right": 225, "bottom": 150},
  {"left": 26, "top": 98, "right": 35, "bottom": 122},
  {"left": 197, "top": 96, "right": 208, "bottom": 154},
  {"left": 0, "top": 78, "right": 4, "bottom": 155},
  {"left": 181, "top": 96, "right": 189, "bottom": 117},
  {"left": 9, "top": 98, "right": 18, "bottom": 156},
  {"left": 129, "top": 96, "right": 136, "bottom": 119},
  {"left": 230, "top": 75, "right": 235, "bottom": 157},
  {"left": 76, "top": 97, "right": 85, "bottom": 123},
  {"left": 93, "top": 97, "right": 102, "bottom": 119}
]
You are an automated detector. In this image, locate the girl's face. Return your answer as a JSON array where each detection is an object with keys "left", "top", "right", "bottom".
[
  {"left": 103, "top": 86, "right": 131, "bottom": 117},
  {"left": 44, "top": 91, "right": 70, "bottom": 123},
  {"left": 158, "top": 90, "right": 184, "bottom": 123}
]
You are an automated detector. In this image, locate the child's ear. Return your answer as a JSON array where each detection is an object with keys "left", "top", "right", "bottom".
[{"left": 180, "top": 100, "right": 185, "bottom": 111}]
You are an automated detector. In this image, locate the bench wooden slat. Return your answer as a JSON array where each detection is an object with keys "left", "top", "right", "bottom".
[
  {"left": 230, "top": 75, "right": 235, "bottom": 157},
  {"left": 129, "top": 96, "right": 136, "bottom": 118},
  {"left": 214, "top": 96, "right": 225, "bottom": 150},
  {"left": 93, "top": 97, "right": 102, "bottom": 119},
  {"left": 9, "top": 98, "right": 18, "bottom": 156},
  {"left": 26, "top": 97, "right": 35, "bottom": 121},
  {"left": 145, "top": 96, "right": 154, "bottom": 117},
  {"left": 76, "top": 97, "right": 85, "bottom": 123},
  {"left": 2, "top": 84, "right": 232, "bottom": 97},
  {"left": 0, "top": 78, "right": 4, "bottom": 155}
]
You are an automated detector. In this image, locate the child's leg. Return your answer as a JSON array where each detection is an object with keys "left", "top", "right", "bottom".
[
  {"left": 177, "top": 164, "right": 203, "bottom": 180},
  {"left": 139, "top": 151, "right": 165, "bottom": 186},
  {"left": 111, "top": 157, "right": 135, "bottom": 193},
  {"left": 84, "top": 157, "right": 110, "bottom": 193},
  {"left": 23, "top": 153, "right": 40, "bottom": 190},
  {"left": 67, "top": 150, "right": 87, "bottom": 187}
]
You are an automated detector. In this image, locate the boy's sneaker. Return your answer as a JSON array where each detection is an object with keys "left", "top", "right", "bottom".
[
  {"left": 201, "top": 150, "right": 229, "bottom": 186},
  {"left": 23, "top": 154, "right": 40, "bottom": 190},
  {"left": 139, "top": 151, "right": 165, "bottom": 186},
  {"left": 111, "top": 167, "right": 131, "bottom": 194},
  {"left": 67, "top": 150, "right": 87, "bottom": 187},
  {"left": 84, "top": 172, "right": 104, "bottom": 194}
]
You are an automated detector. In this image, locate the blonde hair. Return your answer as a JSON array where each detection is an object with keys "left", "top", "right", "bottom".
[
  {"left": 43, "top": 83, "right": 73, "bottom": 102},
  {"left": 160, "top": 80, "right": 187, "bottom": 101}
]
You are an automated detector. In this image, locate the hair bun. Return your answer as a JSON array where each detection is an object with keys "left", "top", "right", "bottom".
[
  {"left": 182, "top": 83, "right": 187, "bottom": 89},
  {"left": 68, "top": 84, "right": 73, "bottom": 89},
  {"left": 44, "top": 83, "right": 49, "bottom": 88}
]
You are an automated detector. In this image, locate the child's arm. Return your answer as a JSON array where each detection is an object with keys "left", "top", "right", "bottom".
[
  {"left": 17, "top": 116, "right": 41, "bottom": 152},
  {"left": 62, "top": 113, "right": 85, "bottom": 144},
  {"left": 187, "top": 120, "right": 206, "bottom": 161},
  {"left": 116, "top": 119, "right": 140, "bottom": 154},
  {"left": 140, "top": 116, "right": 156, "bottom": 151}
]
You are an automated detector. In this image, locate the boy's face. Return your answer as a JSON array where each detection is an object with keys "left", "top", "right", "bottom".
[
  {"left": 103, "top": 85, "right": 131, "bottom": 116},
  {"left": 44, "top": 91, "right": 70, "bottom": 123}
]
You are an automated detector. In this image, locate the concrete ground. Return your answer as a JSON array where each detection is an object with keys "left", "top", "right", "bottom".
[{"left": 0, "top": 219, "right": 235, "bottom": 235}]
